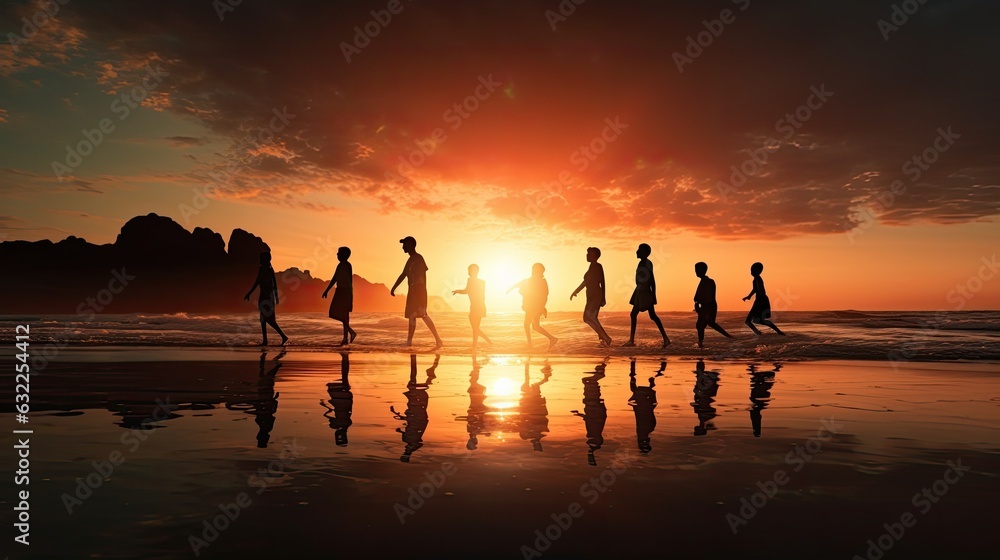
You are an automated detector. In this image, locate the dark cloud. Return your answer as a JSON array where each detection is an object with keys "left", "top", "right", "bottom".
[
  {"left": 163, "top": 135, "right": 208, "bottom": 147},
  {"left": 2, "top": 0, "right": 999, "bottom": 239}
]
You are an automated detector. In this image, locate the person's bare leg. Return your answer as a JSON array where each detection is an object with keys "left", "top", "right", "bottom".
[
  {"left": 469, "top": 316, "right": 478, "bottom": 349},
  {"left": 594, "top": 317, "right": 611, "bottom": 345},
  {"left": 423, "top": 315, "right": 443, "bottom": 348},
  {"left": 697, "top": 322, "right": 706, "bottom": 348},
  {"left": 338, "top": 319, "right": 349, "bottom": 346},
  {"left": 472, "top": 316, "right": 491, "bottom": 347},
  {"left": 623, "top": 309, "right": 639, "bottom": 346},
  {"left": 746, "top": 320, "right": 762, "bottom": 335},
  {"left": 649, "top": 310, "right": 670, "bottom": 347},
  {"left": 407, "top": 318, "right": 416, "bottom": 346},
  {"left": 346, "top": 316, "right": 357, "bottom": 343},
  {"left": 523, "top": 315, "right": 533, "bottom": 347},
  {"left": 761, "top": 320, "right": 785, "bottom": 335},
  {"left": 267, "top": 318, "right": 288, "bottom": 345},
  {"left": 533, "top": 319, "right": 557, "bottom": 350},
  {"left": 260, "top": 319, "right": 268, "bottom": 346},
  {"left": 709, "top": 322, "right": 732, "bottom": 338}
]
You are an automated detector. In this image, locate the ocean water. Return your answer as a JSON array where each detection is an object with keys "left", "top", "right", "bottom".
[{"left": 3, "top": 310, "right": 999, "bottom": 362}]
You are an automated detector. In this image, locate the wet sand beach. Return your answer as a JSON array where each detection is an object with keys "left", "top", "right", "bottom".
[{"left": 2, "top": 349, "right": 998, "bottom": 559}]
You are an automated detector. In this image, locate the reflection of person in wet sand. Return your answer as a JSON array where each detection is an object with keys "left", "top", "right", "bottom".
[
  {"left": 391, "top": 236, "right": 444, "bottom": 349},
  {"left": 508, "top": 263, "right": 558, "bottom": 351},
  {"left": 628, "top": 359, "right": 664, "bottom": 454},
  {"left": 624, "top": 244, "right": 670, "bottom": 348},
  {"left": 319, "top": 352, "right": 353, "bottom": 446},
  {"left": 749, "top": 363, "right": 779, "bottom": 437},
  {"left": 244, "top": 251, "right": 288, "bottom": 346},
  {"left": 571, "top": 361, "right": 608, "bottom": 465},
  {"left": 452, "top": 264, "right": 493, "bottom": 350},
  {"left": 693, "top": 262, "right": 733, "bottom": 348},
  {"left": 518, "top": 360, "right": 552, "bottom": 451},
  {"left": 743, "top": 262, "right": 786, "bottom": 336},
  {"left": 456, "top": 357, "right": 488, "bottom": 450},
  {"left": 322, "top": 247, "right": 357, "bottom": 346},
  {"left": 390, "top": 354, "right": 439, "bottom": 462},
  {"left": 692, "top": 360, "right": 719, "bottom": 436},
  {"left": 571, "top": 247, "right": 612, "bottom": 347},
  {"left": 226, "top": 350, "right": 284, "bottom": 448}
]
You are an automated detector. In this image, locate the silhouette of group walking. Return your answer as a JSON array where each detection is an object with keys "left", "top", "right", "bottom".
[{"left": 244, "top": 237, "right": 786, "bottom": 349}]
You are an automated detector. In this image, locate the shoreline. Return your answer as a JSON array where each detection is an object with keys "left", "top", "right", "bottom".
[{"left": 4, "top": 345, "right": 1000, "bottom": 367}]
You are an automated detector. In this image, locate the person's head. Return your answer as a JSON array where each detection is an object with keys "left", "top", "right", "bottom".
[
  {"left": 587, "top": 247, "right": 601, "bottom": 263},
  {"left": 259, "top": 251, "right": 272, "bottom": 267},
  {"left": 468, "top": 264, "right": 480, "bottom": 278},
  {"left": 636, "top": 243, "right": 651, "bottom": 259},
  {"left": 694, "top": 262, "right": 708, "bottom": 277},
  {"left": 337, "top": 247, "right": 351, "bottom": 262},
  {"left": 532, "top": 263, "right": 545, "bottom": 277},
  {"left": 399, "top": 236, "right": 416, "bottom": 253},
  {"left": 750, "top": 262, "right": 764, "bottom": 276}
]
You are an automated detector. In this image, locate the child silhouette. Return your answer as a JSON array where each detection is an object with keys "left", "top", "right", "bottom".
[
  {"left": 452, "top": 264, "right": 493, "bottom": 350},
  {"left": 742, "top": 262, "right": 786, "bottom": 336},
  {"left": 508, "top": 263, "right": 558, "bottom": 351},
  {"left": 693, "top": 261, "right": 732, "bottom": 348},
  {"left": 322, "top": 247, "right": 356, "bottom": 346},
  {"left": 243, "top": 251, "right": 288, "bottom": 346},
  {"left": 624, "top": 243, "right": 670, "bottom": 348},
  {"left": 571, "top": 247, "right": 611, "bottom": 347}
]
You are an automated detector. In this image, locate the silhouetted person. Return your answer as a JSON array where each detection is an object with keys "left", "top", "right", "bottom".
[
  {"left": 743, "top": 262, "right": 786, "bottom": 336},
  {"left": 456, "top": 357, "right": 488, "bottom": 450},
  {"left": 227, "top": 350, "right": 283, "bottom": 448},
  {"left": 571, "top": 361, "right": 607, "bottom": 465},
  {"left": 322, "top": 247, "right": 356, "bottom": 346},
  {"left": 390, "top": 354, "right": 439, "bottom": 462},
  {"left": 391, "top": 236, "right": 443, "bottom": 348},
  {"left": 692, "top": 360, "right": 719, "bottom": 436},
  {"left": 452, "top": 264, "right": 493, "bottom": 350},
  {"left": 624, "top": 243, "right": 670, "bottom": 348},
  {"left": 508, "top": 263, "right": 558, "bottom": 351},
  {"left": 628, "top": 359, "right": 664, "bottom": 454},
  {"left": 518, "top": 360, "right": 552, "bottom": 451},
  {"left": 749, "top": 363, "right": 779, "bottom": 437},
  {"left": 571, "top": 247, "right": 612, "bottom": 347},
  {"left": 244, "top": 251, "right": 288, "bottom": 346},
  {"left": 320, "top": 352, "right": 353, "bottom": 446},
  {"left": 693, "top": 262, "right": 733, "bottom": 348}
]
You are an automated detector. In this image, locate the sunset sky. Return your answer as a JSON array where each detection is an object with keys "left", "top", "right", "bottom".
[{"left": 1, "top": 0, "right": 998, "bottom": 311}]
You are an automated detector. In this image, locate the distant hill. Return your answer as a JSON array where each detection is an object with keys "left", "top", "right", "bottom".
[{"left": 0, "top": 213, "right": 449, "bottom": 315}]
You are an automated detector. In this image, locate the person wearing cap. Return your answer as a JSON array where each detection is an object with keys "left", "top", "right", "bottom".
[{"left": 391, "top": 236, "right": 444, "bottom": 348}]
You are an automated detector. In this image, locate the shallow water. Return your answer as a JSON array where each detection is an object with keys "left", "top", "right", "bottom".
[
  {"left": 3, "top": 350, "right": 998, "bottom": 558},
  {"left": 4, "top": 310, "right": 1000, "bottom": 361}
]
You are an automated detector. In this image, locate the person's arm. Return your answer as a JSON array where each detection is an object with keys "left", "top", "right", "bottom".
[
  {"left": 244, "top": 269, "right": 261, "bottom": 301},
  {"left": 272, "top": 271, "right": 279, "bottom": 305},
  {"left": 648, "top": 263, "right": 657, "bottom": 305},
  {"left": 390, "top": 264, "right": 408, "bottom": 297},
  {"left": 571, "top": 279, "right": 586, "bottom": 300},
  {"left": 743, "top": 279, "right": 757, "bottom": 301},
  {"left": 323, "top": 264, "right": 340, "bottom": 298},
  {"left": 599, "top": 264, "right": 607, "bottom": 307},
  {"left": 453, "top": 278, "right": 470, "bottom": 296},
  {"left": 506, "top": 279, "right": 524, "bottom": 295}
]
